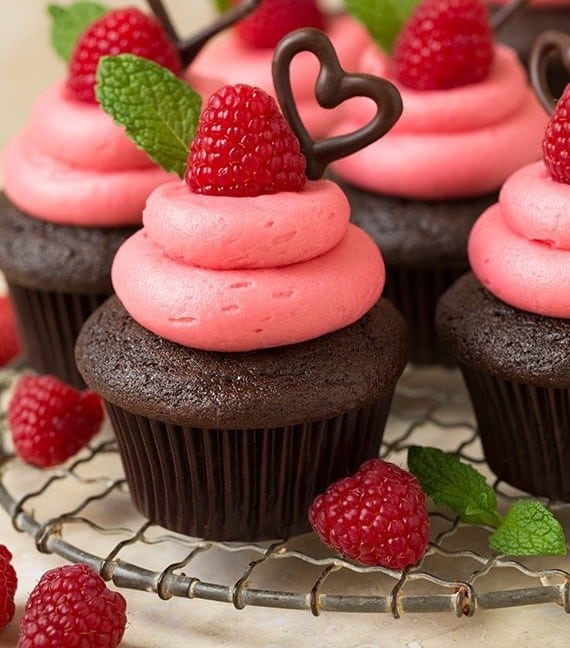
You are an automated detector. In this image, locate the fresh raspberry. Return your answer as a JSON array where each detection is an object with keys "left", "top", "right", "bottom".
[
  {"left": 68, "top": 7, "right": 181, "bottom": 103},
  {"left": 309, "top": 459, "right": 430, "bottom": 569},
  {"left": 8, "top": 374, "right": 104, "bottom": 468},
  {"left": 543, "top": 85, "right": 570, "bottom": 184},
  {"left": 0, "top": 545, "right": 17, "bottom": 630},
  {"left": 392, "top": 0, "right": 494, "bottom": 91},
  {"left": 0, "top": 295, "right": 21, "bottom": 367},
  {"left": 233, "top": 0, "right": 324, "bottom": 49},
  {"left": 186, "top": 84, "right": 306, "bottom": 197},
  {"left": 18, "top": 563, "right": 127, "bottom": 648}
]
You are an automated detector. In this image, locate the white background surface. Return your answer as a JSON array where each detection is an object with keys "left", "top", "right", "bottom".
[{"left": 1, "top": 1, "right": 570, "bottom": 646}]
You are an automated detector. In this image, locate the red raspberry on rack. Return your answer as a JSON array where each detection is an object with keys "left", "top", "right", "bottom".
[
  {"left": 18, "top": 563, "right": 127, "bottom": 648},
  {"left": 309, "top": 459, "right": 430, "bottom": 569},
  {"left": 68, "top": 7, "right": 181, "bottom": 103},
  {"left": 0, "top": 545, "right": 17, "bottom": 630},
  {"left": 0, "top": 295, "right": 21, "bottom": 367},
  {"left": 186, "top": 83, "right": 307, "bottom": 197},
  {"left": 392, "top": 0, "right": 494, "bottom": 91},
  {"left": 543, "top": 85, "right": 570, "bottom": 185},
  {"left": 233, "top": 0, "right": 324, "bottom": 49},
  {"left": 8, "top": 374, "right": 104, "bottom": 468}
]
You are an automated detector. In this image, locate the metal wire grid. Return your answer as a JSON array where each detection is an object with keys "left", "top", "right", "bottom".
[{"left": 0, "top": 366, "right": 569, "bottom": 617}]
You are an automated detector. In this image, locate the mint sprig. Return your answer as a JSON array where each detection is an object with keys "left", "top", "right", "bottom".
[
  {"left": 96, "top": 55, "right": 202, "bottom": 178},
  {"left": 48, "top": 1, "right": 108, "bottom": 62},
  {"left": 212, "top": 0, "right": 232, "bottom": 12},
  {"left": 408, "top": 446, "right": 568, "bottom": 557},
  {"left": 344, "top": 0, "right": 420, "bottom": 53},
  {"left": 408, "top": 446, "right": 502, "bottom": 528},
  {"left": 490, "top": 500, "right": 567, "bottom": 557}
]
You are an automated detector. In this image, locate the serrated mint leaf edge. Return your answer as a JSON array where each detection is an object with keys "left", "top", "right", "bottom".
[
  {"left": 344, "top": 0, "right": 421, "bottom": 53},
  {"left": 96, "top": 54, "right": 202, "bottom": 178},
  {"left": 489, "top": 500, "right": 568, "bottom": 557},
  {"left": 408, "top": 446, "right": 502, "bottom": 529},
  {"left": 48, "top": 1, "right": 108, "bottom": 62}
]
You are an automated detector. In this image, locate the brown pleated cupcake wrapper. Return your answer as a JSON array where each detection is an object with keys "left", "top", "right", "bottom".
[
  {"left": 8, "top": 282, "right": 109, "bottom": 389},
  {"left": 382, "top": 265, "right": 465, "bottom": 366},
  {"left": 105, "top": 396, "right": 393, "bottom": 541},
  {"left": 460, "top": 365, "right": 570, "bottom": 501}
]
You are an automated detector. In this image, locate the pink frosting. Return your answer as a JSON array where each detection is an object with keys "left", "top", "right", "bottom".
[
  {"left": 468, "top": 162, "right": 570, "bottom": 318},
  {"left": 143, "top": 179, "right": 350, "bottom": 269},
  {"left": 3, "top": 80, "right": 173, "bottom": 227},
  {"left": 332, "top": 45, "right": 549, "bottom": 200},
  {"left": 112, "top": 180, "right": 384, "bottom": 351},
  {"left": 188, "top": 15, "right": 370, "bottom": 137}
]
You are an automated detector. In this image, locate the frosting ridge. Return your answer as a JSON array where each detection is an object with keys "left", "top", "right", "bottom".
[
  {"left": 3, "top": 80, "right": 172, "bottom": 226},
  {"left": 469, "top": 161, "right": 570, "bottom": 318},
  {"left": 332, "top": 45, "right": 548, "bottom": 199},
  {"left": 113, "top": 180, "right": 384, "bottom": 351}
]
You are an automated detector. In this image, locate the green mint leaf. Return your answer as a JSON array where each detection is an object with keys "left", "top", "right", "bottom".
[
  {"left": 96, "top": 54, "right": 202, "bottom": 178},
  {"left": 344, "top": 0, "right": 421, "bottom": 53},
  {"left": 212, "top": 0, "right": 232, "bottom": 12},
  {"left": 48, "top": 1, "right": 108, "bottom": 62},
  {"left": 490, "top": 500, "right": 567, "bottom": 556},
  {"left": 408, "top": 446, "right": 503, "bottom": 528}
]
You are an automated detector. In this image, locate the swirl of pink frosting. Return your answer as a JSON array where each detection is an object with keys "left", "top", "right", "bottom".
[
  {"left": 468, "top": 161, "right": 570, "bottom": 318},
  {"left": 112, "top": 180, "right": 384, "bottom": 351},
  {"left": 332, "top": 45, "right": 549, "bottom": 200},
  {"left": 2, "top": 80, "right": 173, "bottom": 227},
  {"left": 188, "top": 15, "right": 370, "bottom": 138}
]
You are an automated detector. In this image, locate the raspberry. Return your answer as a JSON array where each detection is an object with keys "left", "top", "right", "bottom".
[
  {"left": 543, "top": 85, "right": 570, "bottom": 185},
  {"left": 309, "top": 459, "right": 430, "bottom": 569},
  {"left": 18, "top": 563, "right": 126, "bottom": 648},
  {"left": 233, "top": 0, "right": 324, "bottom": 49},
  {"left": 0, "top": 295, "right": 21, "bottom": 367},
  {"left": 0, "top": 545, "right": 17, "bottom": 630},
  {"left": 392, "top": 0, "right": 494, "bottom": 91},
  {"left": 8, "top": 374, "right": 104, "bottom": 468},
  {"left": 186, "top": 84, "right": 306, "bottom": 197},
  {"left": 68, "top": 7, "right": 181, "bottom": 103}
]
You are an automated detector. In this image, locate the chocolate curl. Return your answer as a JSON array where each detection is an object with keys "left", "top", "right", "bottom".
[
  {"left": 272, "top": 28, "right": 402, "bottom": 180},
  {"left": 529, "top": 30, "right": 570, "bottom": 113},
  {"left": 490, "top": 0, "right": 529, "bottom": 32},
  {"left": 145, "top": 0, "right": 261, "bottom": 67}
]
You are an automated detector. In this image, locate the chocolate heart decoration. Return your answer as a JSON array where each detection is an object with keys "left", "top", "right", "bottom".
[
  {"left": 272, "top": 28, "right": 403, "bottom": 180},
  {"left": 146, "top": 0, "right": 261, "bottom": 67},
  {"left": 490, "top": 0, "right": 528, "bottom": 32},
  {"left": 529, "top": 30, "right": 570, "bottom": 113}
]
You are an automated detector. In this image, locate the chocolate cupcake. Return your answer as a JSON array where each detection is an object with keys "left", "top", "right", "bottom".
[
  {"left": 76, "top": 29, "right": 408, "bottom": 541},
  {"left": 331, "top": 0, "right": 548, "bottom": 365},
  {"left": 0, "top": 1, "right": 260, "bottom": 387},
  {"left": 437, "top": 46, "right": 570, "bottom": 500}
]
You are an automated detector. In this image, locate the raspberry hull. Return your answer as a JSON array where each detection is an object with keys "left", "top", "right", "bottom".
[{"left": 309, "top": 459, "right": 430, "bottom": 569}]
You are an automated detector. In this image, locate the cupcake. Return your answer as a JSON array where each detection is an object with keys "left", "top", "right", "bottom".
[
  {"left": 189, "top": 0, "right": 369, "bottom": 137},
  {"left": 0, "top": 5, "right": 180, "bottom": 387},
  {"left": 330, "top": 0, "right": 548, "bottom": 365},
  {"left": 76, "top": 29, "right": 408, "bottom": 541},
  {"left": 436, "top": 62, "right": 570, "bottom": 501}
]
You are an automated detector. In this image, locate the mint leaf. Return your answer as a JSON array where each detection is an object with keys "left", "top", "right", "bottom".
[
  {"left": 344, "top": 0, "right": 421, "bottom": 53},
  {"left": 48, "top": 1, "right": 108, "bottom": 62},
  {"left": 490, "top": 500, "right": 567, "bottom": 556},
  {"left": 408, "top": 446, "right": 503, "bottom": 528},
  {"left": 96, "top": 54, "right": 202, "bottom": 178},
  {"left": 213, "top": 0, "right": 232, "bottom": 12}
]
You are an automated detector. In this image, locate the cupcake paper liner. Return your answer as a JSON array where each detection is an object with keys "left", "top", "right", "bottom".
[
  {"left": 460, "top": 365, "right": 570, "bottom": 501},
  {"left": 105, "top": 397, "right": 394, "bottom": 541},
  {"left": 8, "top": 282, "right": 109, "bottom": 388}
]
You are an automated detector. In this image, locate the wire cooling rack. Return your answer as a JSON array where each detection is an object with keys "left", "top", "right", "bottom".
[{"left": 0, "top": 365, "right": 569, "bottom": 617}]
